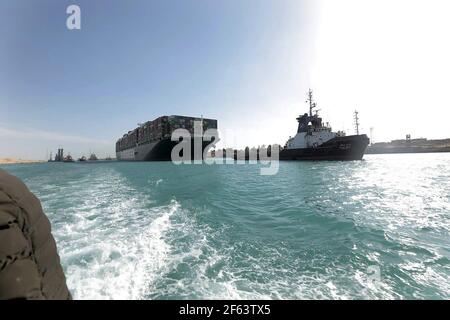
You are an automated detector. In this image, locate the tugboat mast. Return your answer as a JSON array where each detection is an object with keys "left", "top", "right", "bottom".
[
  {"left": 354, "top": 110, "right": 360, "bottom": 135},
  {"left": 306, "top": 89, "right": 317, "bottom": 117}
]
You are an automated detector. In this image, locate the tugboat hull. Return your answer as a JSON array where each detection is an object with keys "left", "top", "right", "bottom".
[{"left": 279, "top": 134, "right": 370, "bottom": 161}]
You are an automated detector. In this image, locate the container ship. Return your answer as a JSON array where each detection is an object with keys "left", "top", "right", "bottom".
[
  {"left": 116, "top": 115, "right": 218, "bottom": 161},
  {"left": 278, "top": 90, "right": 370, "bottom": 160}
]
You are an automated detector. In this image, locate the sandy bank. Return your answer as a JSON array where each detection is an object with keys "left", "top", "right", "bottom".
[{"left": 0, "top": 158, "right": 45, "bottom": 164}]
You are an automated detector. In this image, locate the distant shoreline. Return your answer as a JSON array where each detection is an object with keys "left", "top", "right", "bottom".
[
  {"left": 366, "top": 147, "right": 450, "bottom": 155},
  {"left": 0, "top": 158, "right": 45, "bottom": 165}
]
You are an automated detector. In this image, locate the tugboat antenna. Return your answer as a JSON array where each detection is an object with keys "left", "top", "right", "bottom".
[
  {"left": 306, "top": 89, "right": 316, "bottom": 116},
  {"left": 370, "top": 127, "right": 374, "bottom": 145},
  {"left": 354, "top": 110, "right": 360, "bottom": 135}
]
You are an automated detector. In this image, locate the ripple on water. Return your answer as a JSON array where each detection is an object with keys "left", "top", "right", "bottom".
[{"left": 1, "top": 154, "right": 449, "bottom": 299}]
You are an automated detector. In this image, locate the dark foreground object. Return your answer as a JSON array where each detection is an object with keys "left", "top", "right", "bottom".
[{"left": 0, "top": 169, "right": 71, "bottom": 300}]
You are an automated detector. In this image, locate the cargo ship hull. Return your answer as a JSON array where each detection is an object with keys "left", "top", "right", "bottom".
[
  {"left": 117, "top": 138, "right": 214, "bottom": 161},
  {"left": 279, "top": 135, "right": 370, "bottom": 161}
]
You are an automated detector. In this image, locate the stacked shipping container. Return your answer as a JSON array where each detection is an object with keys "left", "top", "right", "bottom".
[{"left": 116, "top": 115, "right": 218, "bottom": 153}]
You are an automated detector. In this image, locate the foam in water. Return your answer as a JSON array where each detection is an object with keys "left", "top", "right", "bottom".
[
  {"left": 64, "top": 199, "right": 179, "bottom": 299},
  {"left": 38, "top": 167, "right": 179, "bottom": 299}
]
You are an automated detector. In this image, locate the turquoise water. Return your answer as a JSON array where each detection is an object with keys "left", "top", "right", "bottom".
[{"left": 1, "top": 153, "right": 449, "bottom": 299}]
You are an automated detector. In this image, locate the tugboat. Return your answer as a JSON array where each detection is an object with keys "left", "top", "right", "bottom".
[
  {"left": 78, "top": 156, "right": 87, "bottom": 162},
  {"left": 279, "top": 90, "right": 370, "bottom": 160},
  {"left": 63, "top": 154, "right": 75, "bottom": 163}
]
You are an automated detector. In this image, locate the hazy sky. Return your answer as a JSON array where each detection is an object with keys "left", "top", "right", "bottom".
[{"left": 1, "top": 0, "right": 449, "bottom": 159}]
